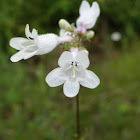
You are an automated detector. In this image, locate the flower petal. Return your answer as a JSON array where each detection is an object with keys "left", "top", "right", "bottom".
[
  {"left": 79, "top": 0, "right": 90, "bottom": 15},
  {"left": 23, "top": 51, "right": 37, "bottom": 60},
  {"left": 23, "top": 46, "right": 38, "bottom": 60},
  {"left": 45, "top": 68, "right": 66, "bottom": 87},
  {"left": 75, "top": 51, "right": 90, "bottom": 68},
  {"left": 9, "top": 37, "right": 28, "bottom": 50},
  {"left": 76, "top": 1, "right": 100, "bottom": 29},
  {"left": 25, "top": 24, "right": 33, "bottom": 39},
  {"left": 79, "top": 70, "right": 100, "bottom": 89},
  {"left": 63, "top": 80, "right": 80, "bottom": 98},
  {"left": 36, "top": 34, "right": 59, "bottom": 55},
  {"left": 83, "top": 2, "right": 100, "bottom": 29},
  {"left": 32, "top": 28, "right": 39, "bottom": 46},
  {"left": 86, "top": 2, "right": 100, "bottom": 29},
  {"left": 58, "top": 51, "right": 74, "bottom": 67},
  {"left": 10, "top": 50, "right": 24, "bottom": 62},
  {"left": 91, "top": 2, "right": 100, "bottom": 17},
  {"left": 76, "top": 13, "right": 97, "bottom": 29}
]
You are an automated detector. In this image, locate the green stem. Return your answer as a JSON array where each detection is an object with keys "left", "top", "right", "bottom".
[{"left": 76, "top": 94, "right": 80, "bottom": 139}]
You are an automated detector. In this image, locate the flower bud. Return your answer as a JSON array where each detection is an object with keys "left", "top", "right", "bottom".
[
  {"left": 85, "top": 30, "right": 95, "bottom": 39},
  {"left": 59, "top": 19, "right": 72, "bottom": 31}
]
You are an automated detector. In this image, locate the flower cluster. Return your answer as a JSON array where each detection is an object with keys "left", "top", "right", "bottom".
[{"left": 9, "top": 0, "right": 100, "bottom": 97}]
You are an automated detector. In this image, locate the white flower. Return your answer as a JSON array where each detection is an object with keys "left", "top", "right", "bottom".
[
  {"left": 111, "top": 32, "right": 122, "bottom": 42},
  {"left": 45, "top": 50, "right": 100, "bottom": 98},
  {"left": 10, "top": 24, "right": 72, "bottom": 62},
  {"left": 76, "top": 0, "right": 100, "bottom": 33}
]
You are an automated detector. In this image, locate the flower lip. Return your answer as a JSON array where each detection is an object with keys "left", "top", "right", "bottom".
[
  {"left": 76, "top": 1, "right": 100, "bottom": 30},
  {"left": 25, "top": 24, "right": 39, "bottom": 47}
]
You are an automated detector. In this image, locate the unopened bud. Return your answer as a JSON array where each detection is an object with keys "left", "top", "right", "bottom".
[
  {"left": 59, "top": 19, "right": 72, "bottom": 31},
  {"left": 85, "top": 30, "right": 95, "bottom": 39}
]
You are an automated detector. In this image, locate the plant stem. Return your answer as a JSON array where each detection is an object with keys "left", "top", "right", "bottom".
[{"left": 76, "top": 94, "right": 80, "bottom": 139}]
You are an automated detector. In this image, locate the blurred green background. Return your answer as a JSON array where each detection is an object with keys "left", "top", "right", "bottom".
[{"left": 0, "top": 0, "right": 140, "bottom": 139}]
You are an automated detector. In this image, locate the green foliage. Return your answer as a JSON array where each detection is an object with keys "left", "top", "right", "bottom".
[{"left": 99, "top": 0, "right": 140, "bottom": 36}]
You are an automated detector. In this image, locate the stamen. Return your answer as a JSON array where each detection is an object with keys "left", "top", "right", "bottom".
[
  {"left": 71, "top": 61, "right": 74, "bottom": 65},
  {"left": 72, "top": 63, "right": 76, "bottom": 78},
  {"left": 75, "top": 62, "right": 80, "bottom": 71},
  {"left": 67, "top": 61, "right": 80, "bottom": 80},
  {"left": 29, "top": 37, "right": 34, "bottom": 40}
]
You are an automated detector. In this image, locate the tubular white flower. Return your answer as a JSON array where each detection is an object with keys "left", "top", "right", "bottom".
[
  {"left": 76, "top": 0, "right": 100, "bottom": 32},
  {"left": 10, "top": 24, "right": 72, "bottom": 62},
  {"left": 45, "top": 50, "right": 100, "bottom": 98}
]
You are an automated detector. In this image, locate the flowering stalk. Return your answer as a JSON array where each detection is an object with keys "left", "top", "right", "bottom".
[
  {"left": 56, "top": 1, "right": 100, "bottom": 138},
  {"left": 9, "top": 0, "right": 101, "bottom": 138}
]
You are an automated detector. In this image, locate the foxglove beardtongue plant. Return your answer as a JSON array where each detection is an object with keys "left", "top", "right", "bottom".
[
  {"left": 10, "top": 24, "right": 72, "bottom": 62},
  {"left": 45, "top": 50, "right": 100, "bottom": 97},
  {"left": 9, "top": 1, "right": 100, "bottom": 139}
]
